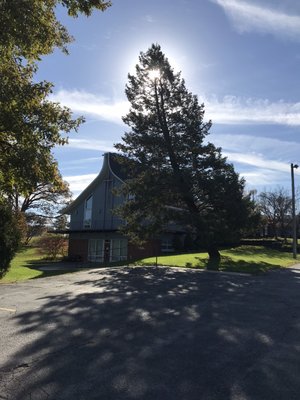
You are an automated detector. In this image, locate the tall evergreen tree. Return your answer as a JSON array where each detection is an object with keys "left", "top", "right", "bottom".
[{"left": 116, "top": 44, "right": 250, "bottom": 266}]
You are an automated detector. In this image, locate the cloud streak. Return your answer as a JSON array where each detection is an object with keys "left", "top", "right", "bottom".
[
  {"left": 50, "top": 90, "right": 129, "bottom": 125},
  {"left": 241, "top": 169, "right": 288, "bottom": 188},
  {"left": 63, "top": 134, "right": 298, "bottom": 192},
  {"left": 203, "top": 96, "right": 300, "bottom": 126},
  {"left": 225, "top": 154, "right": 292, "bottom": 189},
  {"left": 52, "top": 88, "right": 300, "bottom": 127},
  {"left": 211, "top": 0, "right": 300, "bottom": 40},
  {"left": 144, "top": 14, "right": 155, "bottom": 23},
  {"left": 224, "top": 151, "right": 289, "bottom": 173},
  {"left": 210, "top": 133, "right": 299, "bottom": 187},
  {"left": 65, "top": 173, "right": 97, "bottom": 195},
  {"left": 211, "top": 134, "right": 299, "bottom": 161},
  {"left": 67, "top": 139, "right": 116, "bottom": 153}
]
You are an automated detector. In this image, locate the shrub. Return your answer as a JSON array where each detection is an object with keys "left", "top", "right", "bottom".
[
  {"left": 0, "top": 201, "right": 21, "bottom": 277},
  {"left": 38, "top": 234, "right": 68, "bottom": 260}
]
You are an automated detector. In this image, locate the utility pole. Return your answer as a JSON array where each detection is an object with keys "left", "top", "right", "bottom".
[{"left": 291, "top": 163, "right": 298, "bottom": 259}]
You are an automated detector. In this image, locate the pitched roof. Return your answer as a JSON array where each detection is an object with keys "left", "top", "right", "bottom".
[
  {"left": 63, "top": 152, "right": 127, "bottom": 214},
  {"left": 107, "top": 153, "right": 131, "bottom": 181}
]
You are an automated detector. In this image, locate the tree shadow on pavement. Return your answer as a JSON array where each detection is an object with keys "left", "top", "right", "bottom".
[{"left": 1, "top": 266, "right": 300, "bottom": 399}]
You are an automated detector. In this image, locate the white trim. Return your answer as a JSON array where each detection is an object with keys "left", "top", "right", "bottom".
[
  {"left": 63, "top": 154, "right": 110, "bottom": 214},
  {"left": 107, "top": 153, "right": 126, "bottom": 184}
]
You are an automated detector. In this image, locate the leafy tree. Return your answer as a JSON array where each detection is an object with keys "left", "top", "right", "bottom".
[
  {"left": 0, "top": 0, "right": 111, "bottom": 198},
  {"left": 0, "top": 200, "right": 21, "bottom": 277},
  {"left": 4, "top": 162, "right": 71, "bottom": 216},
  {"left": 4, "top": 170, "right": 71, "bottom": 244},
  {"left": 258, "top": 188, "right": 293, "bottom": 240},
  {"left": 15, "top": 211, "right": 29, "bottom": 244},
  {"left": 0, "top": 0, "right": 111, "bottom": 60},
  {"left": 238, "top": 189, "right": 262, "bottom": 238},
  {"left": 25, "top": 213, "right": 48, "bottom": 244},
  {"left": 0, "top": 0, "right": 111, "bottom": 269},
  {"left": 115, "top": 44, "right": 251, "bottom": 266},
  {"left": 0, "top": 61, "right": 76, "bottom": 212},
  {"left": 52, "top": 214, "right": 69, "bottom": 231}
]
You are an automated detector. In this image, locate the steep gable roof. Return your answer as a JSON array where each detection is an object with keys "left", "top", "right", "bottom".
[
  {"left": 107, "top": 153, "right": 130, "bottom": 181},
  {"left": 63, "top": 152, "right": 127, "bottom": 214}
]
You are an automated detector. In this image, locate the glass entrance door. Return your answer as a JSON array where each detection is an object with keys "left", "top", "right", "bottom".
[{"left": 104, "top": 239, "right": 111, "bottom": 264}]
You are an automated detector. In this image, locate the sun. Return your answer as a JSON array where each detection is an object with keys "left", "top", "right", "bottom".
[{"left": 148, "top": 69, "right": 161, "bottom": 80}]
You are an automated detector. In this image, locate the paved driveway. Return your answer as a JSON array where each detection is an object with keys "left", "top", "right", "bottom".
[{"left": 1, "top": 265, "right": 300, "bottom": 400}]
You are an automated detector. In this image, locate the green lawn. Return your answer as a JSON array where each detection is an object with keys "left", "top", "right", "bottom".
[
  {"left": 2, "top": 244, "right": 297, "bottom": 283},
  {"left": 136, "top": 245, "right": 296, "bottom": 274},
  {"left": 0, "top": 244, "right": 75, "bottom": 283},
  {"left": 1, "top": 246, "right": 44, "bottom": 282}
]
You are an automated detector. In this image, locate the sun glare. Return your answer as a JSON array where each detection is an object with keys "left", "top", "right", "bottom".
[{"left": 148, "top": 69, "right": 161, "bottom": 80}]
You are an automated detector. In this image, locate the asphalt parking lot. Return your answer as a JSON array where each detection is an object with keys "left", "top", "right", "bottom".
[{"left": 1, "top": 265, "right": 300, "bottom": 400}]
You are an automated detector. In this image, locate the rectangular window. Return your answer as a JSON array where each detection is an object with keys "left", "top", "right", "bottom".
[
  {"left": 84, "top": 194, "right": 93, "bottom": 228},
  {"left": 111, "top": 239, "right": 128, "bottom": 262},
  {"left": 88, "top": 239, "right": 128, "bottom": 263},
  {"left": 161, "top": 238, "right": 174, "bottom": 253},
  {"left": 88, "top": 239, "right": 103, "bottom": 262}
]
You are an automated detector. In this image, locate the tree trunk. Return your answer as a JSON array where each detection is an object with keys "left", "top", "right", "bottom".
[{"left": 207, "top": 245, "right": 221, "bottom": 270}]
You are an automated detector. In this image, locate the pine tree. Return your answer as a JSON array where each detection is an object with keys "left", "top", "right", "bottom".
[{"left": 115, "top": 44, "right": 250, "bottom": 267}]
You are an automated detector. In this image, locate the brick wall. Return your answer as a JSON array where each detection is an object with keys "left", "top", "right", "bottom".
[
  {"left": 128, "top": 240, "right": 160, "bottom": 261},
  {"left": 68, "top": 238, "right": 88, "bottom": 262}
]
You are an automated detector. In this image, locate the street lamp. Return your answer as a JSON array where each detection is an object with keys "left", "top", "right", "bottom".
[{"left": 291, "top": 163, "right": 298, "bottom": 259}]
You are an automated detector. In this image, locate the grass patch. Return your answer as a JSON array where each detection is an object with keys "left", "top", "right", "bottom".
[
  {"left": 0, "top": 244, "right": 77, "bottom": 283},
  {"left": 136, "top": 245, "right": 296, "bottom": 274},
  {"left": 2, "top": 244, "right": 297, "bottom": 282}
]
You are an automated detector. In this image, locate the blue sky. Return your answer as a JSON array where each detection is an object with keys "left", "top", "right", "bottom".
[{"left": 37, "top": 0, "right": 300, "bottom": 198}]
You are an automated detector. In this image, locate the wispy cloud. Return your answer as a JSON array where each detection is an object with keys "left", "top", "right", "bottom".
[
  {"left": 65, "top": 173, "right": 97, "bottom": 195},
  {"left": 63, "top": 157, "right": 102, "bottom": 166},
  {"left": 50, "top": 90, "right": 129, "bottom": 125},
  {"left": 242, "top": 169, "right": 288, "bottom": 188},
  {"left": 68, "top": 139, "right": 116, "bottom": 153},
  {"left": 144, "top": 14, "right": 155, "bottom": 23},
  {"left": 63, "top": 135, "right": 297, "bottom": 192},
  {"left": 224, "top": 151, "right": 289, "bottom": 173},
  {"left": 51, "top": 88, "right": 300, "bottom": 127},
  {"left": 203, "top": 96, "right": 300, "bottom": 126},
  {"left": 223, "top": 150, "right": 293, "bottom": 188},
  {"left": 211, "top": 0, "right": 300, "bottom": 40},
  {"left": 211, "top": 134, "right": 299, "bottom": 161},
  {"left": 210, "top": 133, "right": 299, "bottom": 188},
  {"left": 60, "top": 157, "right": 104, "bottom": 172}
]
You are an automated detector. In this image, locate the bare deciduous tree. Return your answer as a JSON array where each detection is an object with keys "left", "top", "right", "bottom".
[{"left": 258, "top": 187, "right": 292, "bottom": 241}]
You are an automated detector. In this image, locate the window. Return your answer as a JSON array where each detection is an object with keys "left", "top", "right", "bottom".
[
  {"left": 111, "top": 239, "right": 128, "bottom": 262},
  {"left": 88, "top": 239, "right": 103, "bottom": 262},
  {"left": 88, "top": 239, "right": 127, "bottom": 263},
  {"left": 84, "top": 194, "right": 93, "bottom": 228},
  {"left": 161, "top": 238, "right": 174, "bottom": 253}
]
